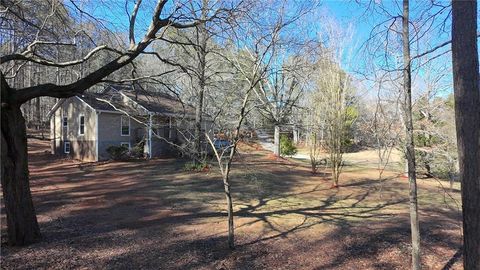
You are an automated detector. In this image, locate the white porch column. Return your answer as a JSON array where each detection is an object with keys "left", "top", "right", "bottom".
[
  {"left": 148, "top": 114, "right": 153, "bottom": 159},
  {"left": 293, "top": 125, "right": 299, "bottom": 144},
  {"left": 274, "top": 125, "right": 280, "bottom": 156},
  {"left": 168, "top": 116, "right": 172, "bottom": 139}
]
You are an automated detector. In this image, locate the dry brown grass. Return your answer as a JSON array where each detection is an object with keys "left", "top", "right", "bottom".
[{"left": 0, "top": 139, "right": 463, "bottom": 269}]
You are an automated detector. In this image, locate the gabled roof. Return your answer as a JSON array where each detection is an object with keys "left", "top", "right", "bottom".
[
  {"left": 48, "top": 84, "right": 198, "bottom": 119},
  {"left": 120, "top": 89, "right": 195, "bottom": 116},
  {"left": 77, "top": 93, "right": 117, "bottom": 112}
]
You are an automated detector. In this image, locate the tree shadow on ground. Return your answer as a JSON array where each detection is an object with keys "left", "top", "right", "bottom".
[
  {"left": 311, "top": 211, "right": 462, "bottom": 269},
  {"left": 0, "top": 139, "right": 463, "bottom": 269}
]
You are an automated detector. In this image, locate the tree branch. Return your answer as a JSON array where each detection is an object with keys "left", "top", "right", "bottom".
[
  {"left": 0, "top": 45, "right": 119, "bottom": 67},
  {"left": 411, "top": 33, "right": 480, "bottom": 60}
]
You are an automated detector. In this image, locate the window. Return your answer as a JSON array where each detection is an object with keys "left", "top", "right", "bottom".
[
  {"left": 79, "top": 115, "right": 85, "bottom": 135},
  {"left": 157, "top": 127, "right": 169, "bottom": 138},
  {"left": 120, "top": 142, "right": 130, "bottom": 149},
  {"left": 64, "top": 141, "right": 71, "bottom": 153},
  {"left": 62, "top": 117, "right": 68, "bottom": 128},
  {"left": 62, "top": 116, "right": 68, "bottom": 133},
  {"left": 121, "top": 115, "right": 130, "bottom": 136}
]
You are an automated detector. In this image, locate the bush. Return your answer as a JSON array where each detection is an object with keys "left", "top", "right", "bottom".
[
  {"left": 106, "top": 145, "right": 129, "bottom": 160},
  {"left": 183, "top": 161, "right": 210, "bottom": 172},
  {"left": 128, "top": 142, "right": 145, "bottom": 158},
  {"left": 280, "top": 135, "right": 297, "bottom": 157},
  {"left": 415, "top": 149, "right": 458, "bottom": 179}
]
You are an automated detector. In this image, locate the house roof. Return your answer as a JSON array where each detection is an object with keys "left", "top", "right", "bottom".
[
  {"left": 120, "top": 89, "right": 196, "bottom": 116},
  {"left": 48, "top": 84, "right": 201, "bottom": 119},
  {"left": 77, "top": 93, "right": 117, "bottom": 112}
]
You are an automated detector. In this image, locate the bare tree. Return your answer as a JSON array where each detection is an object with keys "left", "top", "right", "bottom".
[
  {"left": 307, "top": 19, "right": 358, "bottom": 187},
  {"left": 308, "top": 132, "right": 324, "bottom": 174},
  {"left": 413, "top": 62, "right": 457, "bottom": 180},
  {"left": 249, "top": 3, "right": 313, "bottom": 157},
  {"left": 0, "top": 0, "right": 233, "bottom": 246},
  {"left": 400, "top": 2, "right": 421, "bottom": 268},
  {"left": 206, "top": 38, "right": 276, "bottom": 250},
  {"left": 203, "top": 1, "right": 310, "bottom": 248},
  {"left": 451, "top": 1, "right": 480, "bottom": 268},
  {"left": 312, "top": 58, "right": 357, "bottom": 187},
  {"left": 254, "top": 61, "right": 303, "bottom": 156},
  {"left": 206, "top": 84, "right": 253, "bottom": 249},
  {"left": 360, "top": 0, "right": 453, "bottom": 266}
]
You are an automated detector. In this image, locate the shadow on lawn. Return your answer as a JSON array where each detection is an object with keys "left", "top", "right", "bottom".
[
  {"left": 441, "top": 247, "right": 463, "bottom": 270},
  {"left": 235, "top": 190, "right": 406, "bottom": 247},
  {"left": 8, "top": 145, "right": 306, "bottom": 238},
  {"left": 313, "top": 211, "right": 462, "bottom": 269},
  {"left": 0, "top": 142, "right": 463, "bottom": 269}
]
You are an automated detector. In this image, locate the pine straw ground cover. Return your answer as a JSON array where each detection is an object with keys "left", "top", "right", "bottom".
[{"left": 1, "top": 139, "right": 462, "bottom": 269}]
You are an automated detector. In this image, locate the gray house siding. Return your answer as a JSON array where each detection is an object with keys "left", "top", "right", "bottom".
[
  {"left": 97, "top": 112, "right": 145, "bottom": 160},
  {"left": 151, "top": 136, "right": 175, "bottom": 157},
  {"left": 50, "top": 97, "right": 98, "bottom": 161},
  {"left": 49, "top": 89, "right": 213, "bottom": 162}
]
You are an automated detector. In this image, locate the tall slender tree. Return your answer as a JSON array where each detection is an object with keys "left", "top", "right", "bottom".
[
  {"left": 192, "top": 0, "right": 209, "bottom": 159},
  {"left": 401, "top": 1, "right": 421, "bottom": 268}
]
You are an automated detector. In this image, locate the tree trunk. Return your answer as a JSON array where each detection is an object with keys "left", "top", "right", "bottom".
[
  {"left": 194, "top": 88, "right": 204, "bottom": 158},
  {"left": 402, "top": 1, "right": 421, "bottom": 269},
  {"left": 274, "top": 124, "right": 280, "bottom": 156},
  {"left": 193, "top": 0, "right": 208, "bottom": 160},
  {"left": 1, "top": 80, "right": 41, "bottom": 246},
  {"left": 222, "top": 174, "right": 235, "bottom": 249},
  {"left": 333, "top": 161, "right": 340, "bottom": 187},
  {"left": 451, "top": 1, "right": 480, "bottom": 269}
]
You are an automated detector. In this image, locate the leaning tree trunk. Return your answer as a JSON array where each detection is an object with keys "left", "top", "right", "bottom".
[
  {"left": 451, "top": 1, "right": 480, "bottom": 269},
  {"left": 274, "top": 124, "right": 280, "bottom": 156},
  {"left": 402, "top": 0, "right": 421, "bottom": 269},
  {"left": 1, "top": 82, "right": 41, "bottom": 246}
]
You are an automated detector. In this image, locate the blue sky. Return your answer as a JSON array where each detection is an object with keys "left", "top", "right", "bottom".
[
  {"left": 315, "top": 1, "right": 463, "bottom": 98},
  {"left": 66, "top": 0, "right": 478, "bottom": 99}
]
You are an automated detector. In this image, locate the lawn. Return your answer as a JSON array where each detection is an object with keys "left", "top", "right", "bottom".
[{"left": 1, "top": 139, "right": 462, "bottom": 269}]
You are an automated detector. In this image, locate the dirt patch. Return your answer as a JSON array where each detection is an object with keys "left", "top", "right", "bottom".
[{"left": 1, "top": 139, "right": 463, "bottom": 269}]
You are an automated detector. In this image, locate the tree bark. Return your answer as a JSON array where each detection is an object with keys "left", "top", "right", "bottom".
[
  {"left": 193, "top": 0, "right": 208, "bottom": 160},
  {"left": 194, "top": 88, "right": 204, "bottom": 158},
  {"left": 451, "top": 1, "right": 480, "bottom": 269},
  {"left": 1, "top": 77, "right": 41, "bottom": 246},
  {"left": 402, "top": 1, "right": 421, "bottom": 269},
  {"left": 223, "top": 173, "right": 235, "bottom": 249},
  {"left": 274, "top": 124, "right": 280, "bottom": 156}
]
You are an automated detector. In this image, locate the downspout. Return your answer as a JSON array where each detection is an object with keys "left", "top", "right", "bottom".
[
  {"left": 148, "top": 113, "right": 153, "bottom": 159},
  {"left": 95, "top": 111, "right": 101, "bottom": 161},
  {"left": 52, "top": 112, "right": 56, "bottom": 154},
  {"left": 169, "top": 116, "right": 172, "bottom": 139}
]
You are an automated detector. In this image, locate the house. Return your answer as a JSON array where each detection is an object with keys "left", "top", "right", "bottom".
[{"left": 48, "top": 85, "right": 211, "bottom": 161}]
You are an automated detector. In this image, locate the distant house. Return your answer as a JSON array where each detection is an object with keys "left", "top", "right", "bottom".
[{"left": 48, "top": 85, "right": 211, "bottom": 161}]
